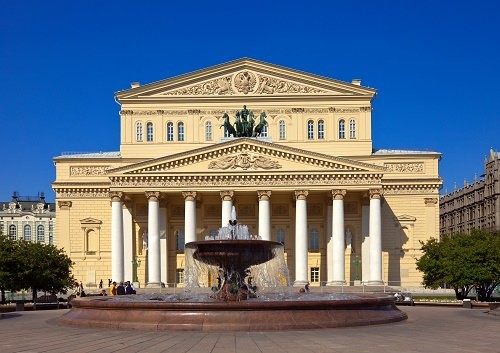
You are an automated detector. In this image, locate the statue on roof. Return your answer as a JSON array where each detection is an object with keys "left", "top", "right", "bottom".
[{"left": 221, "top": 106, "right": 267, "bottom": 138}]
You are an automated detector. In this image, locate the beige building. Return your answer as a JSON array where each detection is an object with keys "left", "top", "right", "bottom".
[
  {"left": 440, "top": 149, "right": 500, "bottom": 235},
  {"left": 52, "top": 58, "right": 441, "bottom": 288}
]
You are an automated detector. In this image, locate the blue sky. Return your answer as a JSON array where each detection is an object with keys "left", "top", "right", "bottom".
[{"left": 1, "top": 1, "right": 498, "bottom": 202}]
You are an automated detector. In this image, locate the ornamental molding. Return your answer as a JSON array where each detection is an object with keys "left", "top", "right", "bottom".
[
  {"left": 57, "top": 201, "right": 72, "bottom": 209},
  {"left": 332, "top": 189, "right": 347, "bottom": 200},
  {"left": 424, "top": 197, "right": 438, "bottom": 205},
  {"left": 70, "top": 166, "right": 111, "bottom": 176},
  {"left": 220, "top": 190, "right": 234, "bottom": 201},
  {"left": 383, "top": 184, "right": 441, "bottom": 195},
  {"left": 384, "top": 163, "right": 424, "bottom": 173},
  {"left": 110, "top": 173, "right": 382, "bottom": 188},
  {"left": 161, "top": 71, "right": 328, "bottom": 96},
  {"left": 208, "top": 153, "right": 282, "bottom": 170},
  {"left": 54, "top": 188, "right": 110, "bottom": 198},
  {"left": 257, "top": 190, "right": 272, "bottom": 201}
]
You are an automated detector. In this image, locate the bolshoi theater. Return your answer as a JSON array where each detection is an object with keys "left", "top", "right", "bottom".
[{"left": 52, "top": 58, "right": 441, "bottom": 288}]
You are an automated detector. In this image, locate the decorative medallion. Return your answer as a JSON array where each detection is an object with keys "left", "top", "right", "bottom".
[{"left": 208, "top": 153, "right": 282, "bottom": 170}]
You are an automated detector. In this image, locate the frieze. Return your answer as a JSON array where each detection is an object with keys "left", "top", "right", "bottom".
[
  {"left": 70, "top": 166, "right": 111, "bottom": 176},
  {"left": 163, "top": 71, "right": 327, "bottom": 96},
  {"left": 383, "top": 185, "right": 441, "bottom": 195},
  {"left": 329, "top": 107, "right": 361, "bottom": 113},
  {"left": 54, "top": 189, "right": 110, "bottom": 198},
  {"left": 208, "top": 153, "right": 282, "bottom": 170},
  {"left": 384, "top": 163, "right": 424, "bottom": 173}
]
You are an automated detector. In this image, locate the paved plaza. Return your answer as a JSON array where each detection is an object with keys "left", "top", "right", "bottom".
[{"left": 0, "top": 306, "right": 499, "bottom": 352}]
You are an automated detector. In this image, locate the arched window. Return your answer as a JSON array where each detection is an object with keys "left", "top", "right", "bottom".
[
  {"left": 318, "top": 120, "right": 325, "bottom": 139},
  {"left": 136, "top": 122, "right": 143, "bottom": 142},
  {"left": 277, "top": 228, "right": 285, "bottom": 245},
  {"left": 24, "top": 225, "right": 31, "bottom": 241},
  {"left": 309, "top": 229, "right": 319, "bottom": 251},
  {"left": 307, "top": 120, "right": 314, "bottom": 140},
  {"left": 176, "top": 229, "right": 185, "bottom": 251},
  {"left": 349, "top": 119, "right": 356, "bottom": 139},
  {"left": 9, "top": 225, "right": 17, "bottom": 241},
  {"left": 166, "top": 122, "right": 174, "bottom": 141},
  {"left": 338, "top": 119, "right": 346, "bottom": 139},
  {"left": 205, "top": 121, "right": 213, "bottom": 141},
  {"left": 37, "top": 225, "right": 45, "bottom": 243},
  {"left": 178, "top": 122, "right": 185, "bottom": 141},
  {"left": 279, "top": 120, "right": 286, "bottom": 140},
  {"left": 146, "top": 122, "right": 154, "bottom": 142}
]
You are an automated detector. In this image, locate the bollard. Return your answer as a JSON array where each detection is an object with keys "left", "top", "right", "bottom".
[
  {"left": 463, "top": 299, "right": 472, "bottom": 309},
  {"left": 16, "top": 301, "right": 25, "bottom": 311}
]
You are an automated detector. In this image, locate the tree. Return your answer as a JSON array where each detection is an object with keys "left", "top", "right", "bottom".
[
  {"left": 0, "top": 235, "right": 76, "bottom": 306},
  {"left": 416, "top": 230, "right": 500, "bottom": 301}
]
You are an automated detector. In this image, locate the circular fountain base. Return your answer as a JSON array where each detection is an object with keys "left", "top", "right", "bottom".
[{"left": 59, "top": 295, "right": 407, "bottom": 331}]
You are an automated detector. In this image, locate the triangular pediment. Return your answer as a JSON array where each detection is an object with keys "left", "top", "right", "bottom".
[
  {"left": 80, "top": 217, "right": 102, "bottom": 225},
  {"left": 108, "top": 138, "right": 385, "bottom": 176},
  {"left": 115, "top": 58, "right": 375, "bottom": 100}
]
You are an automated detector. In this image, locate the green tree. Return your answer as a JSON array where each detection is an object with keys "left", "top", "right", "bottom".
[
  {"left": 416, "top": 230, "right": 500, "bottom": 301},
  {"left": 0, "top": 235, "right": 24, "bottom": 304}
]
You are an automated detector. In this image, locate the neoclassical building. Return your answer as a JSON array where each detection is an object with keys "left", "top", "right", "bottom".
[{"left": 52, "top": 58, "right": 441, "bottom": 288}]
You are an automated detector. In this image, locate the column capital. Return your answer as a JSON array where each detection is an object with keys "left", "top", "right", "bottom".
[
  {"left": 257, "top": 190, "right": 272, "bottom": 201},
  {"left": 182, "top": 191, "right": 197, "bottom": 201},
  {"left": 110, "top": 191, "right": 124, "bottom": 202},
  {"left": 57, "top": 200, "right": 72, "bottom": 209},
  {"left": 145, "top": 191, "right": 161, "bottom": 202},
  {"left": 294, "top": 190, "right": 309, "bottom": 200},
  {"left": 219, "top": 190, "right": 234, "bottom": 201},
  {"left": 331, "top": 189, "right": 347, "bottom": 200},
  {"left": 369, "top": 189, "right": 384, "bottom": 199}
]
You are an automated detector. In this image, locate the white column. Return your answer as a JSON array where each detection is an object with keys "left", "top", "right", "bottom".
[
  {"left": 368, "top": 189, "right": 384, "bottom": 285},
  {"left": 123, "top": 206, "right": 133, "bottom": 283},
  {"left": 160, "top": 204, "right": 168, "bottom": 286},
  {"left": 183, "top": 191, "right": 197, "bottom": 244},
  {"left": 330, "top": 189, "right": 346, "bottom": 285},
  {"left": 110, "top": 192, "right": 124, "bottom": 283},
  {"left": 220, "top": 191, "right": 234, "bottom": 228},
  {"left": 326, "top": 204, "right": 333, "bottom": 284},
  {"left": 258, "top": 191, "right": 271, "bottom": 241},
  {"left": 294, "top": 190, "right": 309, "bottom": 287},
  {"left": 146, "top": 191, "right": 161, "bottom": 288},
  {"left": 361, "top": 204, "right": 370, "bottom": 283}
]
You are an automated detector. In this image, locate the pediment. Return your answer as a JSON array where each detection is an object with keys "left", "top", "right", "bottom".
[
  {"left": 115, "top": 58, "right": 375, "bottom": 100},
  {"left": 80, "top": 217, "right": 102, "bottom": 225},
  {"left": 108, "top": 138, "right": 385, "bottom": 176}
]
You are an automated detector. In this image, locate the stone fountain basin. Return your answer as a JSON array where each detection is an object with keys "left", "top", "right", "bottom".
[
  {"left": 186, "top": 240, "right": 282, "bottom": 270},
  {"left": 59, "top": 295, "right": 407, "bottom": 331}
]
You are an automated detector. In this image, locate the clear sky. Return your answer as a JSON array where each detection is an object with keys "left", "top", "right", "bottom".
[{"left": 1, "top": 0, "right": 498, "bottom": 202}]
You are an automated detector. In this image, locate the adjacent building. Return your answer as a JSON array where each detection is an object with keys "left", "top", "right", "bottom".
[
  {"left": 52, "top": 58, "right": 441, "bottom": 288},
  {"left": 0, "top": 192, "right": 56, "bottom": 245},
  {"left": 440, "top": 149, "right": 500, "bottom": 235}
]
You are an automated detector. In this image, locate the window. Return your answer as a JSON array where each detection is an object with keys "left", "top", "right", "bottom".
[
  {"left": 176, "top": 229, "right": 185, "bottom": 251},
  {"left": 136, "top": 122, "right": 143, "bottom": 142},
  {"left": 9, "top": 225, "right": 17, "bottom": 241},
  {"left": 37, "top": 225, "right": 45, "bottom": 243},
  {"left": 166, "top": 122, "right": 174, "bottom": 141},
  {"left": 0, "top": 221, "right": 3, "bottom": 234},
  {"left": 205, "top": 121, "right": 213, "bottom": 141},
  {"left": 49, "top": 235, "right": 53, "bottom": 245},
  {"left": 318, "top": 120, "right": 325, "bottom": 139},
  {"left": 178, "top": 122, "right": 185, "bottom": 141},
  {"left": 309, "top": 229, "right": 319, "bottom": 251},
  {"left": 307, "top": 120, "right": 314, "bottom": 140},
  {"left": 24, "top": 225, "right": 31, "bottom": 241},
  {"left": 339, "top": 119, "right": 346, "bottom": 139},
  {"left": 277, "top": 228, "right": 285, "bottom": 245},
  {"left": 279, "top": 120, "right": 286, "bottom": 140},
  {"left": 176, "top": 269, "right": 184, "bottom": 284},
  {"left": 349, "top": 119, "right": 356, "bottom": 139},
  {"left": 146, "top": 122, "right": 154, "bottom": 142},
  {"left": 261, "top": 124, "right": 268, "bottom": 137},
  {"left": 310, "top": 267, "right": 320, "bottom": 283}
]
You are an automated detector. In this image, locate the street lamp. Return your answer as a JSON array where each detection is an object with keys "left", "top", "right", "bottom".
[{"left": 132, "top": 256, "right": 141, "bottom": 283}]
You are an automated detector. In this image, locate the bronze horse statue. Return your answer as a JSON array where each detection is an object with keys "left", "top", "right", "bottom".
[
  {"left": 252, "top": 112, "right": 268, "bottom": 137},
  {"left": 221, "top": 113, "right": 237, "bottom": 137}
]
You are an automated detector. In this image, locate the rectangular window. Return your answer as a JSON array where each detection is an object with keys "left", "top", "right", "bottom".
[
  {"left": 176, "top": 269, "right": 184, "bottom": 284},
  {"left": 310, "top": 267, "right": 320, "bottom": 283}
]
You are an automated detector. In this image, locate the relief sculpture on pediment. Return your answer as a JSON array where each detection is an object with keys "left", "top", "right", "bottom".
[
  {"left": 208, "top": 153, "right": 282, "bottom": 170},
  {"left": 164, "top": 71, "right": 327, "bottom": 96}
]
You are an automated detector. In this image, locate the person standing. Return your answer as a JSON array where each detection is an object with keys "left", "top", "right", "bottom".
[
  {"left": 99, "top": 279, "right": 103, "bottom": 289},
  {"left": 110, "top": 281, "right": 117, "bottom": 296}
]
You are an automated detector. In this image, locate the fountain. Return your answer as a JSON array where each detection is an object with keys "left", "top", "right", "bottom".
[{"left": 59, "top": 209, "right": 407, "bottom": 331}]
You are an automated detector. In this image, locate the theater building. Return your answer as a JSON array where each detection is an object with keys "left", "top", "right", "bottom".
[{"left": 52, "top": 58, "right": 441, "bottom": 288}]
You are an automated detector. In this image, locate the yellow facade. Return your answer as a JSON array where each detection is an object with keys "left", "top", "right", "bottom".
[{"left": 52, "top": 58, "right": 441, "bottom": 287}]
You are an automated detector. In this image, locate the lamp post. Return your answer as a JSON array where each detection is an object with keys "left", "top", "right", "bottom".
[
  {"left": 132, "top": 256, "right": 141, "bottom": 283},
  {"left": 352, "top": 253, "right": 360, "bottom": 285}
]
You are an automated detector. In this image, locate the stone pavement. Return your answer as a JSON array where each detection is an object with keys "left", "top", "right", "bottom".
[{"left": 0, "top": 307, "right": 499, "bottom": 353}]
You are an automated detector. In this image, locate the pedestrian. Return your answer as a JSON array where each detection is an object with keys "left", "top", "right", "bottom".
[
  {"left": 125, "top": 281, "right": 134, "bottom": 295},
  {"left": 100, "top": 289, "right": 107, "bottom": 296},
  {"left": 99, "top": 279, "right": 103, "bottom": 289},
  {"left": 79, "top": 281, "right": 84, "bottom": 292},
  {"left": 116, "top": 281, "right": 126, "bottom": 295},
  {"left": 108, "top": 278, "right": 112, "bottom": 287},
  {"left": 110, "top": 281, "right": 117, "bottom": 296}
]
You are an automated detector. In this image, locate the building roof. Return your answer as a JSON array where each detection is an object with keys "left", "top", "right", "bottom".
[
  {"left": 54, "top": 151, "right": 121, "bottom": 159},
  {"left": 372, "top": 149, "right": 440, "bottom": 155}
]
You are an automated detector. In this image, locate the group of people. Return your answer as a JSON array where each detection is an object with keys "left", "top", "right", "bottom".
[{"left": 109, "top": 281, "right": 136, "bottom": 295}]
